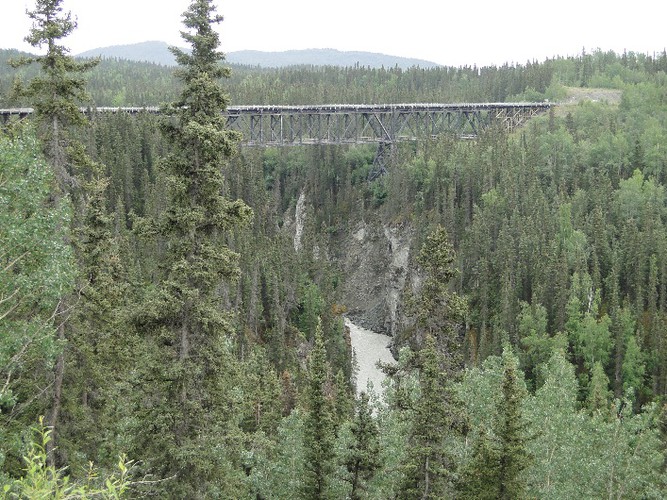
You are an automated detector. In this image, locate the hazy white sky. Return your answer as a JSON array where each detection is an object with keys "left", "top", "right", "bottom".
[{"left": 1, "top": 0, "right": 665, "bottom": 67}]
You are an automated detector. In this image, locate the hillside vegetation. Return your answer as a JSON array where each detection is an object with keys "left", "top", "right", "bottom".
[{"left": 2, "top": 0, "right": 667, "bottom": 497}]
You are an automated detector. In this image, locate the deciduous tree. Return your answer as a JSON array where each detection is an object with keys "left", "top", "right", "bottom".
[{"left": 0, "top": 126, "right": 74, "bottom": 477}]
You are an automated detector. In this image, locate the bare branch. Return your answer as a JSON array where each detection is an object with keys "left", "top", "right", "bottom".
[
  {"left": 0, "top": 292, "right": 21, "bottom": 321},
  {"left": 2, "top": 251, "right": 28, "bottom": 273}
]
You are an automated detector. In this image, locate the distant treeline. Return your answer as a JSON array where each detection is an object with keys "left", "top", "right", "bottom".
[{"left": 2, "top": 47, "right": 667, "bottom": 107}]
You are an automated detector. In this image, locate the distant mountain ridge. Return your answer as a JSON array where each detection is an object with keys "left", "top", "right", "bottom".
[
  {"left": 76, "top": 41, "right": 441, "bottom": 69},
  {"left": 226, "top": 48, "right": 440, "bottom": 69}
]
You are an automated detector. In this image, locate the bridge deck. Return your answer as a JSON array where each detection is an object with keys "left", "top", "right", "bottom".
[{"left": 0, "top": 102, "right": 551, "bottom": 145}]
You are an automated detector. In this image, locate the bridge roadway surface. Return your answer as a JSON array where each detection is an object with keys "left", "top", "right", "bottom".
[{"left": 0, "top": 102, "right": 551, "bottom": 146}]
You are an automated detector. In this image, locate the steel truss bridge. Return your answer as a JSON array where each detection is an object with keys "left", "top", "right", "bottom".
[
  {"left": 1, "top": 102, "right": 551, "bottom": 178},
  {"left": 224, "top": 102, "right": 550, "bottom": 145},
  {"left": 0, "top": 103, "right": 551, "bottom": 144}
]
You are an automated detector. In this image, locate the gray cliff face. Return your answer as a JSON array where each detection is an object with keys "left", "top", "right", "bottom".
[
  {"left": 337, "top": 218, "right": 414, "bottom": 337},
  {"left": 284, "top": 191, "right": 416, "bottom": 340}
]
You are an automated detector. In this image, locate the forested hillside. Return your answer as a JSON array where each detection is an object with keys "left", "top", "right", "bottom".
[{"left": 2, "top": 0, "right": 667, "bottom": 498}]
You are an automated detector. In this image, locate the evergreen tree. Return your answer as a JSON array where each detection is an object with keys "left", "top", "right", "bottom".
[
  {"left": 343, "top": 392, "right": 381, "bottom": 500},
  {"left": 587, "top": 360, "right": 611, "bottom": 414},
  {"left": 407, "top": 225, "right": 467, "bottom": 359},
  {"left": 130, "top": 0, "right": 252, "bottom": 495},
  {"left": 621, "top": 333, "right": 646, "bottom": 403},
  {"left": 7, "top": 30, "right": 667, "bottom": 499},
  {"left": 398, "top": 334, "right": 460, "bottom": 498},
  {"left": 10, "top": 0, "right": 98, "bottom": 192},
  {"left": 302, "top": 321, "right": 336, "bottom": 499},
  {"left": 9, "top": 0, "right": 99, "bottom": 464},
  {"left": 457, "top": 426, "right": 501, "bottom": 499},
  {"left": 240, "top": 348, "right": 283, "bottom": 436},
  {"left": 59, "top": 173, "right": 134, "bottom": 470},
  {"left": 458, "top": 350, "right": 532, "bottom": 499},
  {"left": 495, "top": 349, "right": 531, "bottom": 499},
  {"left": 397, "top": 226, "right": 468, "bottom": 498},
  {"left": 334, "top": 368, "right": 355, "bottom": 424}
]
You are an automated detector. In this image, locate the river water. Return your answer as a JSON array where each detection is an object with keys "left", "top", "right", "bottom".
[{"left": 346, "top": 317, "right": 395, "bottom": 398}]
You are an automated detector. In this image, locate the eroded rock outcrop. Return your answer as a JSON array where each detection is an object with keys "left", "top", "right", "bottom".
[{"left": 338, "top": 218, "right": 414, "bottom": 337}]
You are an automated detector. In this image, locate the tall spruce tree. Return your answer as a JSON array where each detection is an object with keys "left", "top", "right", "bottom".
[
  {"left": 302, "top": 321, "right": 336, "bottom": 499},
  {"left": 59, "top": 172, "right": 133, "bottom": 471},
  {"left": 397, "top": 226, "right": 468, "bottom": 498},
  {"left": 130, "top": 0, "right": 252, "bottom": 495},
  {"left": 495, "top": 349, "right": 531, "bottom": 499},
  {"left": 398, "top": 334, "right": 459, "bottom": 498},
  {"left": 458, "top": 349, "right": 531, "bottom": 499},
  {"left": 343, "top": 391, "right": 381, "bottom": 500},
  {"left": 9, "top": 0, "right": 99, "bottom": 465},
  {"left": 405, "top": 225, "right": 467, "bottom": 356},
  {"left": 457, "top": 426, "right": 501, "bottom": 500},
  {"left": 10, "top": 0, "right": 98, "bottom": 191}
]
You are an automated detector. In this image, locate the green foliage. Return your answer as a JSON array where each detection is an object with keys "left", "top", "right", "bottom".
[
  {"left": 0, "top": 126, "right": 74, "bottom": 477},
  {"left": 621, "top": 333, "right": 645, "bottom": 398},
  {"left": 524, "top": 350, "right": 582, "bottom": 498},
  {"left": 463, "top": 350, "right": 667, "bottom": 498},
  {"left": 3, "top": 417, "right": 131, "bottom": 498},
  {"left": 301, "top": 321, "right": 336, "bottom": 499},
  {"left": 586, "top": 361, "right": 611, "bottom": 413},
  {"left": 575, "top": 310, "right": 613, "bottom": 371},
  {"left": 128, "top": 1, "right": 253, "bottom": 495},
  {"left": 248, "top": 410, "right": 306, "bottom": 498},
  {"left": 369, "top": 177, "right": 388, "bottom": 206},
  {"left": 56, "top": 150, "right": 136, "bottom": 472},
  {"left": 494, "top": 349, "right": 532, "bottom": 499},
  {"left": 517, "top": 301, "right": 567, "bottom": 388},
  {"left": 5, "top": 21, "right": 667, "bottom": 499},
  {"left": 6, "top": 1, "right": 112, "bottom": 471},
  {"left": 458, "top": 350, "right": 532, "bottom": 499},
  {"left": 457, "top": 425, "right": 500, "bottom": 499},
  {"left": 342, "top": 392, "right": 381, "bottom": 499},
  {"left": 9, "top": 0, "right": 98, "bottom": 193},
  {"left": 296, "top": 280, "right": 325, "bottom": 338},
  {"left": 396, "top": 227, "right": 468, "bottom": 498},
  {"left": 616, "top": 169, "right": 665, "bottom": 221},
  {"left": 239, "top": 348, "right": 283, "bottom": 436},
  {"left": 404, "top": 225, "right": 467, "bottom": 356},
  {"left": 1, "top": 46, "right": 653, "bottom": 108},
  {"left": 397, "top": 335, "right": 462, "bottom": 498}
]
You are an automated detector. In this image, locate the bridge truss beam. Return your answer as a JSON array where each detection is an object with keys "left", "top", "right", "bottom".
[
  {"left": 223, "top": 103, "right": 551, "bottom": 146},
  {"left": 1, "top": 102, "right": 551, "bottom": 146}
]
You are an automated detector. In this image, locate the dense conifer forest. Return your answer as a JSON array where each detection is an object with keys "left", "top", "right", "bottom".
[{"left": 2, "top": 0, "right": 667, "bottom": 497}]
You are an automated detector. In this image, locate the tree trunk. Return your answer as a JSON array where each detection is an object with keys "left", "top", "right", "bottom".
[
  {"left": 46, "top": 300, "right": 67, "bottom": 467},
  {"left": 180, "top": 315, "right": 190, "bottom": 404},
  {"left": 423, "top": 455, "right": 430, "bottom": 499}
]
